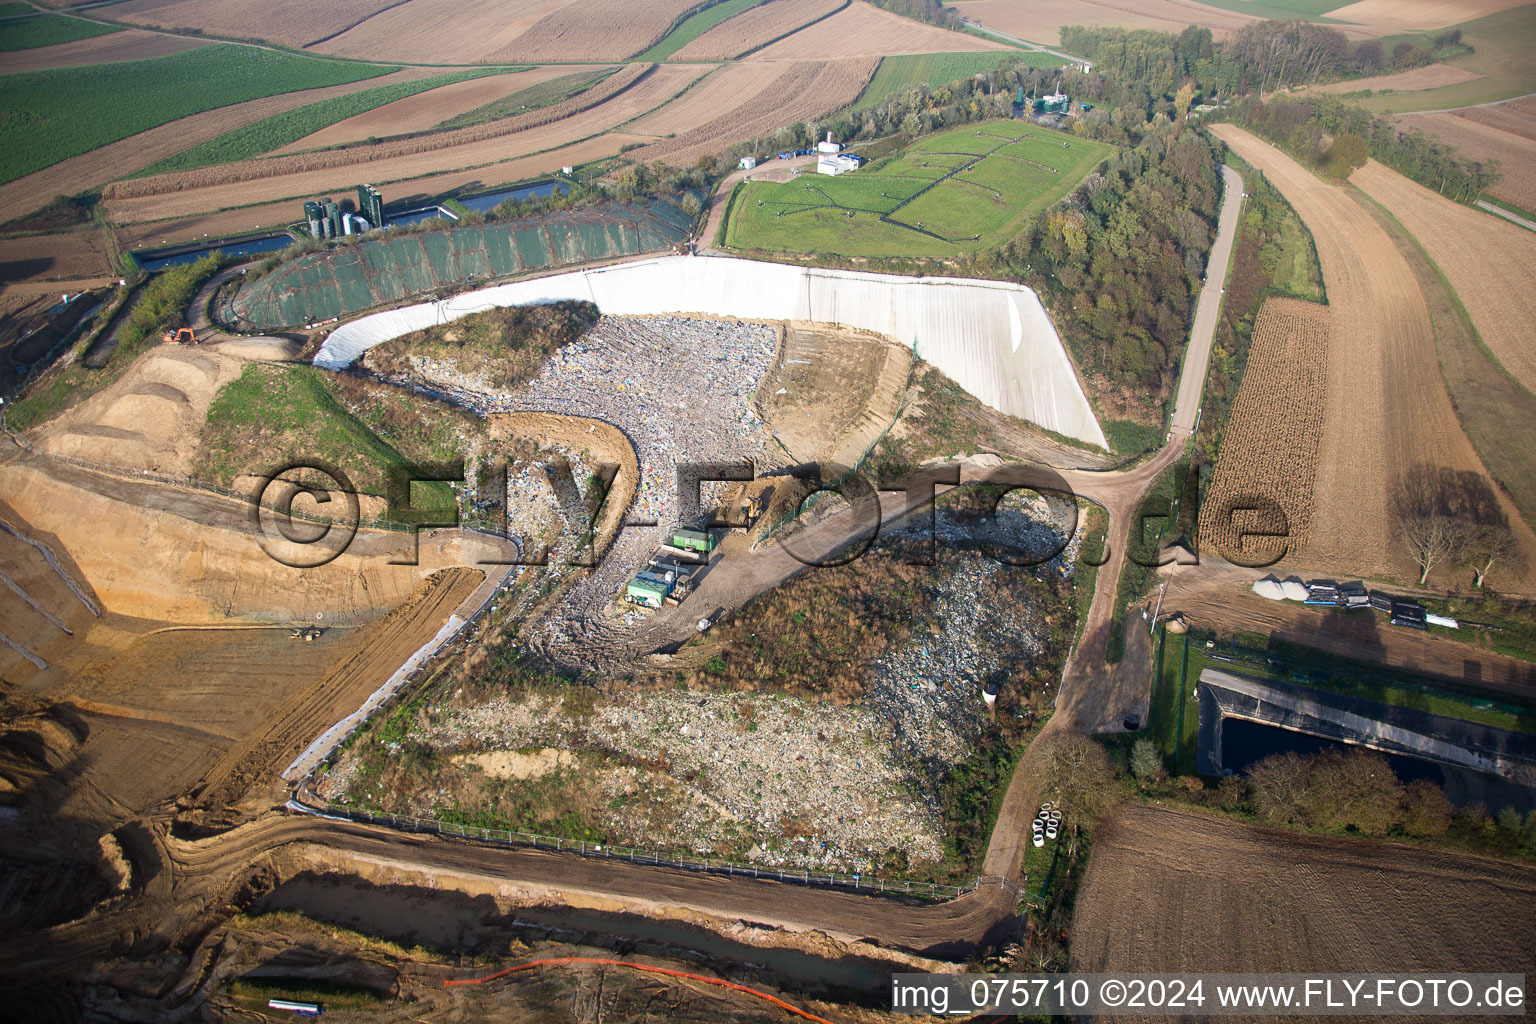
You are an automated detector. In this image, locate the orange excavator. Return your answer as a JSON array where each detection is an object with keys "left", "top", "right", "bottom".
[{"left": 161, "top": 327, "right": 196, "bottom": 344}]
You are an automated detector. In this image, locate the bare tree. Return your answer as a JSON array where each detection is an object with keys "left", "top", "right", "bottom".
[
  {"left": 1464, "top": 521, "right": 1520, "bottom": 588},
  {"left": 1394, "top": 464, "right": 1494, "bottom": 585}
]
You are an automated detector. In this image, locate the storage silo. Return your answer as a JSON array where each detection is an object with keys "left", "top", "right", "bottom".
[{"left": 303, "top": 200, "right": 324, "bottom": 238}]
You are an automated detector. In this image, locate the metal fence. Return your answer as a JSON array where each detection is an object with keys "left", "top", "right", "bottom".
[{"left": 291, "top": 795, "right": 977, "bottom": 901}]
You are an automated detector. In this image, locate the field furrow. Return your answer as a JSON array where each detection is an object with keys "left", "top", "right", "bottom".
[
  {"left": 1351, "top": 158, "right": 1536, "bottom": 397},
  {"left": 748, "top": 0, "right": 1007, "bottom": 59},
  {"left": 104, "top": 64, "right": 675, "bottom": 201},
  {"left": 112, "top": 0, "right": 405, "bottom": 49},
  {"left": 629, "top": 58, "right": 878, "bottom": 166},
  {"left": 1211, "top": 125, "right": 1527, "bottom": 581},
  {"left": 672, "top": 0, "right": 846, "bottom": 60},
  {"left": 0, "top": 67, "right": 443, "bottom": 225}
]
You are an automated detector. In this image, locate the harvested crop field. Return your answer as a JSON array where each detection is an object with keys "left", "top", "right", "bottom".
[
  {"left": 314, "top": 0, "right": 698, "bottom": 63},
  {"left": 104, "top": 63, "right": 680, "bottom": 200},
  {"left": 1400, "top": 111, "right": 1536, "bottom": 217},
  {"left": 0, "top": 67, "right": 443, "bottom": 224},
  {"left": 112, "top": 0, "right": 402, "bottom": 49},
  {"left": 103, "top": 76, "right": 696, "bottom": 224},
  {"left": 1072, "top": 805, "right": 1536, "bottom": 978},
  {"left": 1325, "top": 0, "right": 1533, "bottom": 32},
  {"left": 947, "top": 0, "right": 1259, "bottom": 46},
  {"left": 672, "top": 0, "right": 846, "bottom": 60},
  {"left": 1351, "top": 158, "right": 1536, "bottom": 396},
  {"left": 1212, "top": 125, "right": 1516, "bottom": 582},
  {"left": 1199, "top": 298, "right": 1329, "bottom": 562},
  {"left": 0, "top": 229, "right": 111, "bottom": 284},
  {"left": 1310, "top": 62, "right": 1484, "bottom": 94},
  {"left": 628, "top": 58, "right": 878, "bottom": 166},
  {"left": 750, "top": 1, "right": 1007, "bottom": 59},
  {"left": 1457, "top": 95, "right": 1536, "bottom": 139},
  {"left": 624, "top": 62, "right": 788, "bottom": 136},
  {"left": 272, "top": 66, "right": 607, "bottom": 153},
  {"left": 0, "top": 28, "right": 207, "bottom": 73}
]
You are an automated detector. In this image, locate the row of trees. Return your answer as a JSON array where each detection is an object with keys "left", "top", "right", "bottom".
[
  {"left": 1228, "top": 92, "right": 1501, "bottom": 201},
  {"left": 1063, "top": 22, "right": 1464, "bottom": 100}
]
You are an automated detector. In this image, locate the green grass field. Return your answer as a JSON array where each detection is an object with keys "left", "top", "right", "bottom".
[
  {"left": 1171, "top": 0, "right": 1353, "bottom": 20},
  {"left": 0, "top": 11, "right": 122, "bottom": 51},
  {"left": 133, "top": 66, "right": 521, "bottom": 177},
  {"left": 636, "top": 0, "right": 767, "bottom": 61},
  {"left": 0, "top": 45, "right": 390, "bottom": 185},
  {"left": 854, "top": 51, "right": 1061, "bottom": 109},
  {"left": 724, "top": 120, "right": 1113, "bottom": 258}
]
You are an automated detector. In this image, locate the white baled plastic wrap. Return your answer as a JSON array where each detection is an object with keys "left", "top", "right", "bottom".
[{"left": 315, "top": 255, "right": 1108, "bottom": 448}]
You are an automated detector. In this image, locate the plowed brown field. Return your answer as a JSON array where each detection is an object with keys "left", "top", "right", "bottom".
[
  {"left": 112, "top": 0, "right": 401, "bottom": 48},
  {"left": 631, "top": 59, "right": 878, "bottom": 166},
  {"left": 314, "top": 0, "right": 695, "bottom": 63},
  {"left": 947, "top": 0, "right": 1261, "bottom": 45},
  {"left": 1325, "top": 0, "right": 1532, "bottom": 32},
  {"left": 104, "top": 63, "right": 667, "bottom": 200},
  {"left": 0, "top": 28, "right": 208, "bottom": 73},
  {"left": 1401, "top": 109, "right": 1536, "bottom": 209},
  {"left": 0, "top": 67, "right": 443, "bottom": 224},
  {"left": 1211, "top": 125, "right": 1517, "bottom": 581},
  {"left": 0, "top": 230, "right": 112, "bottom": 284},
  {"left": 1459, "top": 96, "right": 1536, "bottom": 138},
  {"left": 1351, "top": 158, "right": 1536, "bottom": 396},
  {"left": 1311, "top": 62, "right": 1483, "bottom": 93},
  {"left": 750, "top": 1, "right": 1007, "bottom": 59},
  {"left": 273, "top": 66, "right": 609, "bottom": 154},
  {"left": 673, "top": 0, "right": 846, "bottom": 60},
  {"left": 1199, "top": 298, "right": 1329, "bottom": 561},
  {"left": 1073, "top": 805, "right": 1536, "bottom": 980}
]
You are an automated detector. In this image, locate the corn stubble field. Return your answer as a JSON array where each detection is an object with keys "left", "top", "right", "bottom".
[{"left": 1199, "top": 298, "right": 1330, "bottom": 561}]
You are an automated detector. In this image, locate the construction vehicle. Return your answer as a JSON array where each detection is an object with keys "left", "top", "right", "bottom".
[{"left": 161, "top": 327, "right": 196, "bottom": 344}]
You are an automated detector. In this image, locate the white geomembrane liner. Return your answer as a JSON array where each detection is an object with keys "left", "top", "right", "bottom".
[{"left": 314, "top": 255, "right": 1108, "bottom": 448}]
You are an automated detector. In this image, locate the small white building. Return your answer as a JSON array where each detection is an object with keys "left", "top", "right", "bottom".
[
  {"left": 739, "top": 156, "right": 757, "bottom": 170},
  {"left": 815, "top": 132, "right": 859, "bottom": 176}
]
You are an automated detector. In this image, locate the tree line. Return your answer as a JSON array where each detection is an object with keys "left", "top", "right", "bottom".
[
  {"left": 1063, "top": 22, "right": 1468, "bottom": 100},
  {"left": 1226, "top": 92, "right": 1501, "bottom": 201}
]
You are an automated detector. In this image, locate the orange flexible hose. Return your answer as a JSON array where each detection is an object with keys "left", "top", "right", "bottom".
[{"left": 444, "top": 955, "right": 840, "bottom": 1024}]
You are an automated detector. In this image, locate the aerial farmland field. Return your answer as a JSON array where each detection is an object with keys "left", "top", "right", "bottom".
[
  {"left": 724, "top": 120, "right": 1114, "bottom": 257},
  {"left": 0, "top": 45, "right": 389, "bottom": 185}
]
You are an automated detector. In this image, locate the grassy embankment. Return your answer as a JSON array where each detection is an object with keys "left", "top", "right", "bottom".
[
  {"left": 132, "top": 66, "right": 526, "bottom": 176},
  {"left": 0, "top": 45, "right": 390, "bottom": 185},
  {"left": 724, "top": 120, "right": 1114, "bottom": 258},
  {"left": 1193, "top": 152, "right": 1325, "bottom": 467},
  {"left": 197, "top": 363, "right": 471, "bottom": 517},
  {"left": 1150, "top": 624, "right": 1536, "bottom": 778},
  {"left": 854, "top": 51, "right": 1060, "bottom": 109}
]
